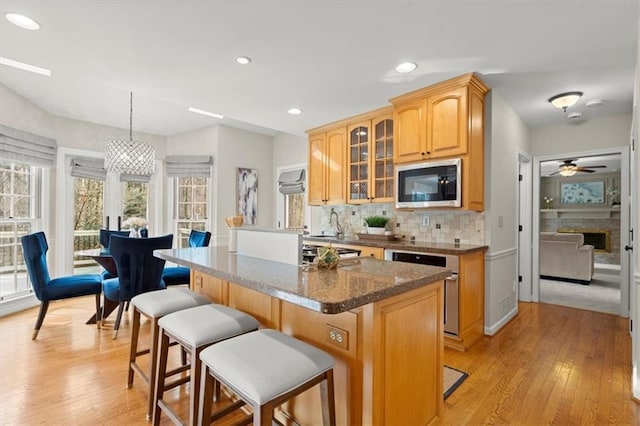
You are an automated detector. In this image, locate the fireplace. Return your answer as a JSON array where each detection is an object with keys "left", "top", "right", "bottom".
[{"left": 558, "top": 228, "right": 610, "bottom": 252}]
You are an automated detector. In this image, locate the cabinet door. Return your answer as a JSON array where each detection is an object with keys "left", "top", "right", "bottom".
[
  {"left": 393, "top": 99, "right": 427, "bottom": 163},
  {"left": 325, "top": 127, "right": 347, "bottom": 205},
  {"left": 347, "top": 121, "right": 371, "bottom": 204},
  {"left": 427, "top": 86, "right": 468, "bottom": 158},
  {"left": 308, "top": 133, "right": 327, "bottom": 205},
  {"left": 371, "top": 116, "right": 394, "bottom": 203}
]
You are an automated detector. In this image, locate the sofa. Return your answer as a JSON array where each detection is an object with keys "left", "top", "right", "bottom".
[{"left": 539, "top": 232, "right": 594, "bottom": 284}]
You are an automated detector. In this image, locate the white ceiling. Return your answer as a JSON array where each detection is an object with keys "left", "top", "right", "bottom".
[
  {"left": 540, "top": 154, "right": 622, "bottom": 177},
  {"left": 0, "top": 1, "right": 637, "bottom": 138}
]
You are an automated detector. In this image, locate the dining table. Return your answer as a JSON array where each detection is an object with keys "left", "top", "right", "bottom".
[{"left": 74, "top": 248, "right": 119, "bottom": 324}]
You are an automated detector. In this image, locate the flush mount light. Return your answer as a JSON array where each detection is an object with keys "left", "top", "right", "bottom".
[
  {"left": 395, "top": 62, "right": 417, "bottom": 73},
  {"left": 5, "top": 13, "right": 40, "bottom": 30},
  {"left": 188, "top": 107, "right": 224, "bottom": 119},
  {"left": 548, "top": 91, "right": 583, "bottom": 112},
  {"left": 236, "top": 56, "right": 252, "bottom": 65},
  {"left": 567, "top": 112, "right": 582, "bottom": 120},
  {"left": 288, "top": 108, "right": 303, "bottom": 116},
  {"left": 586, "top": 99, "right": 604, "bottom": 108},
  {"left": 0, "top": 56, "right": 51, "bottom": 76}
]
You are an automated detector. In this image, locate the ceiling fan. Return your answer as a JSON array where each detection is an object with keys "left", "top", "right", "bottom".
[{"left": 551, "top": 159, "right": 607, "bottom": 177}]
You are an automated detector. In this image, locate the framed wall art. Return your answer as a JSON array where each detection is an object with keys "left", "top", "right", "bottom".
[
  {"left": 237, "top": 167, "right": 258, "bottom": 224},
  {"left": 560, "top": 180, "right": 605, "bottom": 205}
]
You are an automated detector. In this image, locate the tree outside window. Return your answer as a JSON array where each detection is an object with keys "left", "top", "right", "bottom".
[{"left": 175, "top": 177, "right": 208, "bottom": 247}]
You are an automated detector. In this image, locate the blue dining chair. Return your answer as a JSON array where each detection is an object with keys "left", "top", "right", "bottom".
[
  {"left": 161, "top": 230, "right": 211, "bottom": 286},
  {"left": 21, "top": 231, "right": 103, "bottom": 340},
  {"left": 98, "top": 229, "right": 130, "bottom": 280},
  {"left": 102, "top": 234, "right": 173, "bottom": 339}
]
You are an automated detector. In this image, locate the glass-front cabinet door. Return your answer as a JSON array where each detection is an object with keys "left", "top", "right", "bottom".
[{"left": 347, "top": 110, "right": 393, "bottom": 204}]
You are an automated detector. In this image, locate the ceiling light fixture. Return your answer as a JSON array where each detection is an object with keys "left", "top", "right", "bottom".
[
  {"left": 567, "top": 112, "right": 582, "bottom": 120},
  {"left": 0, "top": 56, "right": 51, "bottom": 76},
  {"left": 559, "top": 168, "right": 577, "bottom": 177},
  {"left": 105, "top": 92, "right": 155, "bottom": 176},
  {"left": 288, "top": 108, "right": 303, "bottom": 115},
  {"left": 188, "top": 107, "right": 224, "bottom": 119},
  {"left": 586, "top": 99, "right": 604, "bottom": 108},
  {"left": 395, "top": 62, "right": 417, "bottom": 73},
  {"left": 548, "top": 91, "right": 583, "bottom": 112},
  {"left": 236, "top": 56, "right": 252, "bottom": 65},
  {"left": 5, "top": 13, "right": 40, "bottom": 30}
]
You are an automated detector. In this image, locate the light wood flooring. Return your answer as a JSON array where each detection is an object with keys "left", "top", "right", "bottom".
[{"left": 0, "top": 297, "right": 637, "bottom": 425}]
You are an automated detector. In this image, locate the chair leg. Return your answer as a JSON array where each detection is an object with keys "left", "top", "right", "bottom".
[
  {"left": 146, "top": 318, "right": 160, "bottom": 420},
  {"left": 198, "top": 364, "right": 215, "bottom": 426},
  {"left": 320, "top": 370, "right": 336, "bottom": 426},
  {"left": 112, "top": 302, "right": 126, "bottom": 340},
  {"left": 152, "top": 329, "right": 171, "bottom": 426},
  {"left": 94, "top": 294, "right": 101, "bottom": 330},
  {"left": 127, "top": 308, "right": 141, "bottom": 389},
  {"left": 32, "top": 301, "right": 49, "bottom": 340}
]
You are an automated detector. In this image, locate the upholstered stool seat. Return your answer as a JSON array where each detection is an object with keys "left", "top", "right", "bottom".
[
  {"left": 198, "top": 329, "right": 336, "bottom": 426},
  {"left": 128, "top": 287, "right": 211, "bottom": 420},
  {"left": 152, "top": 304, "right": 259, "bottom": 426}
]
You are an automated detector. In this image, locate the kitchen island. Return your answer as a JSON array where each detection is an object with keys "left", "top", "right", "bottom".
[{"left": 155, "top": 246, "right": 450, "bottom": 426}]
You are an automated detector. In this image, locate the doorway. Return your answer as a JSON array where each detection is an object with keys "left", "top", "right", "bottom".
[{"left": 532, "top": 148, "right": 630, "bottom": 317}]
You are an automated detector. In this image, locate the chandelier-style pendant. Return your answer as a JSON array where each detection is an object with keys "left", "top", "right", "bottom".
[{"left": 104, "top": 92, "right": 156, "bottom": 175}]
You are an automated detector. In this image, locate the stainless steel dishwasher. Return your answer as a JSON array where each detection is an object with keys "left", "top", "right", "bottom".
[{"left": 384, "top": 249, "right": 459, "bottom": 336}]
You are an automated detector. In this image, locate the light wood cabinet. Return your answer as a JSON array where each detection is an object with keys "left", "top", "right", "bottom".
[
  {"left": 444, "top": 250, "right": 485, "bottom": 351},
  {"left": 346, "top": 107, "right": 394, "bottom": 204},
  {"left": 307, "top": 127, "right": 347, "bottom": 206},
  {"left": 391, "top": 73, "right": 489, "bottom": 211}
]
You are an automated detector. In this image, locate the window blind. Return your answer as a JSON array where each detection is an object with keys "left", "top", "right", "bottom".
[
  {"left": 165, "top": 155, "right": 213, "bottom": 177},
  {"left": 278, "top": 169, "right": 305, "bottom": 194},
  {"left": 0, "top": 124, "right": 57, "bottom": 167},
  {"left": 70, "top": 156, "right": 107, "bottom": 180},
  {"left": 120, "top": 173, "right": 151, "bottom": 183}
]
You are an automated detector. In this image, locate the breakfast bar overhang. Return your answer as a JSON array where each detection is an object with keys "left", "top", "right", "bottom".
[{"left": 155, "top": 246, "right": 451, "bottom": 425}]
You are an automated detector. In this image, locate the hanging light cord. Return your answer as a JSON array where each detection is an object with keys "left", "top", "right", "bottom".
[{"left": 129, "top": 91, "right": 133, "bottom": 142}]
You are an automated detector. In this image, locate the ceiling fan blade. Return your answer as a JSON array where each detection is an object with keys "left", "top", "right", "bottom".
[
  {"left": 575, "top": 168, "right": 595, "bottom": 173},
  {"left": 583, "top": 165, "right": 607, "bottom": 168},
  {"left": 549, "top": 171, "right": 561, "bottom": 176}
]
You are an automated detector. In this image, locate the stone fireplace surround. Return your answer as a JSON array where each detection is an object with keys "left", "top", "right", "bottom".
[{"left": 541, "top": 218, "right": 620, "bottom": 265}]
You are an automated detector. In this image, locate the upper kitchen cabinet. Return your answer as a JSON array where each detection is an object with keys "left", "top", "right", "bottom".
[
  {"left": 307, "top": 126, "right": 347, "bottom": 206},
  {"left": 390, "top": 73, "right": 489, "bottom": 164},
  {"left": 346, "top": 107, "right": 394, "bottom": 204}
]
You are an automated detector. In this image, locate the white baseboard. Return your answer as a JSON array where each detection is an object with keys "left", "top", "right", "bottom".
[
  {"left": 0, "top": 294, "right": 39, "bottom": 317},
  {"left": 594, "top": 263, "right": 621, "bottom": 274},
  {"left": 484, "top": 306, "right": 518, "bottom": 336}
]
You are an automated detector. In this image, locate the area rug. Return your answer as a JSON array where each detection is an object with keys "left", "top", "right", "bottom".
[{"left": 444, "top": 365, "right": 468, "bottom": 400}]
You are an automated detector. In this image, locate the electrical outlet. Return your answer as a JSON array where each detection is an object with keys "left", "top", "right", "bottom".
[
  {"left": 422, "top": 216, "right": 429, "bottom": 225},
  {"left": 326, "top": 325, "right": 348, "bottom": 349}
]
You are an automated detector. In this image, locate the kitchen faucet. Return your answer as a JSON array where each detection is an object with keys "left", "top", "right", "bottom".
[{"left": 329, "top": 210, "right": 343, "bottom": 239}]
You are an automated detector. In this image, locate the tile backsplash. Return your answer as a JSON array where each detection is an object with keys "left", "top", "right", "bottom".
[{"left": 310, "top": 203, "right": 485, "bottom": 245}]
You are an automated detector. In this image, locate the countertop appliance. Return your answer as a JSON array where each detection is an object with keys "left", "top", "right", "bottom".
[
  {"left": 395, "top": 158, "right": 462, "bottom": 209},
  {"left": 384, "top": 248, "right": 459, "bottom": 335}
]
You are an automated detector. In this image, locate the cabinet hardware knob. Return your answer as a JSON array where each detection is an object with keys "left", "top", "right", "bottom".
[{"left": 421, "top": 152, "right": 425, "bottom": 156}]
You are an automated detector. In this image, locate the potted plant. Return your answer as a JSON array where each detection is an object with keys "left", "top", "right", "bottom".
[{"left": 364, "top": 215, "right": 389, "bottom": 235}]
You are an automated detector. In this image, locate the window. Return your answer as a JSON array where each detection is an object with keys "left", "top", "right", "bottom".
[
  {"left": 284, "top": 193, "right": 305, "bottom": 230},
  {"left": 174, "top": 177, "right": 208, "bottom": 247},
  {"left": 0, "top": 161, "right": 40, "bottom": 300},
  {"left": 122, "top": 181, "right": 148, "bottom": 220},
  {"left": 277, "top": 166, "right": 307, "bottom": 231}
]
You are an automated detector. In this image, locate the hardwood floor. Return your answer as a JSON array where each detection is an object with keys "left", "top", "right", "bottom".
[{"left": 0, "top": 297, "right": 637, "bottom": 425}]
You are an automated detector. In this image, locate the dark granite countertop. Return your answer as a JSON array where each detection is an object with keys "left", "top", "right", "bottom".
[
  {"left": 155, "top": 246, "right": 451, "bottom": 315},
  {"left": 303, "top": 236, "right": 488, "bottom": 255}
]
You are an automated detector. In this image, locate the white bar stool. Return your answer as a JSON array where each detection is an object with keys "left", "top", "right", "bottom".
[
  {"left": 128, "top": 287, "right": 211, "bottom": 419},
  {"left": 198, "top": 329, "right": 336, "bottom": 426},
  {"left": 153, "top": 304, "right": 260, "bottom": 426}
]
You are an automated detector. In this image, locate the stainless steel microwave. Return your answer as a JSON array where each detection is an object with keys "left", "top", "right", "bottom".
[{"left": 395, "top": 158, "right": 462, "bottom": 208}]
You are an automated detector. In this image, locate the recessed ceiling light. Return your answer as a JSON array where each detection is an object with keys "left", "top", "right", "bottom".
[
  {"left": 395, "top": 62, "right": 417, "bottom": 73},
  {"left": 188, "top": 107, "right": 224, "bottom": 119},
  {"left": 236, "top": 56, "right": 252, "bottom": 65},
  {"left": 586, "top": 99, "right": 604, "bottom": 108},
  {"left": 0, "top": 56, "right": 50, "bottom": 76},
  {"left": 288, "top": 108, "right": 303, "bottom": 116},
  {"left": 5, "top": 13, "right": 40, "bottom": 30}
]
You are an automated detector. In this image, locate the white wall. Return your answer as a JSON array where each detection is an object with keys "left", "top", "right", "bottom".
[
  {"left": 530, "top": 114, "right": 632, "bottom": 156},
  {"left": 273, "top": 132, "right": 307, "bottom": 168},
  {"left": 631, "top": 17, "right": 640, "bottom": 401},
  {"left": 484, "top": 91, "right": 531, "bottom": 334}
]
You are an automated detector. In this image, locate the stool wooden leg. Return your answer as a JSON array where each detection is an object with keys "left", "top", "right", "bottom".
[
  {"left": 256, "top": 403, "right": 274, "bottom": 426},
  {"left": 320, "top": 370, "right": 336, "bottom": 426},
  {"left": 152, "top": 329, "right": 171, "bottom": 426},
  {"left": 127, "top": 308, "right": 141, "bottom": 388},
  {"left": 198, "top": 365, "right": 215, "bottom": 426},
  {"left": 146, "top": 318, "right": 160, "bottom": 420},
  {"left": 189, "top": 346, "right": 203, "bottom": 426}
]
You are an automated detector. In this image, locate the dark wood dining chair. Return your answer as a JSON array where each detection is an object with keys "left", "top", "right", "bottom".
[{"left": 102, "top": 234, "right": 173, "bottom": 339}]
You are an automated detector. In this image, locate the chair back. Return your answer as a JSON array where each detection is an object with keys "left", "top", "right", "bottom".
[
  {"left": 189, "top": 230, "right": 212, "bottom": 247},
  {"left": 20, "top": 232, "right": 51, "bottom": 301},
  {"left": 109, "top": 234, "right": 173, "bottom": 301},
  {"left": 99, "top": 229, "right": 130, "bottom": 249}
]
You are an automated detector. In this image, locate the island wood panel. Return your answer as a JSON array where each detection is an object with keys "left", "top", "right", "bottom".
[
  {"left": 227, "top": 282, "right": 281, "bottom": 330},
  {"left": 279, "top": 303, "right": 362, "bottom": 426},
  {"left": 364, "top": 282, "right": 443, "bottom": 425},
  {"left": 191, "top": 272, "right": 227, "bottom": 304}
]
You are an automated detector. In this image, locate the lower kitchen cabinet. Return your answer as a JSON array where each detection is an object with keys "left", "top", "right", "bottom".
[{"left": 445, "top": 250, "right": 485, "bottom": 351}]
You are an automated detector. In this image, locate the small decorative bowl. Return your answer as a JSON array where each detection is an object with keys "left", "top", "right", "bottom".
[{"left": 316, "top": 246, "right": 340, "bottom": 269}]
